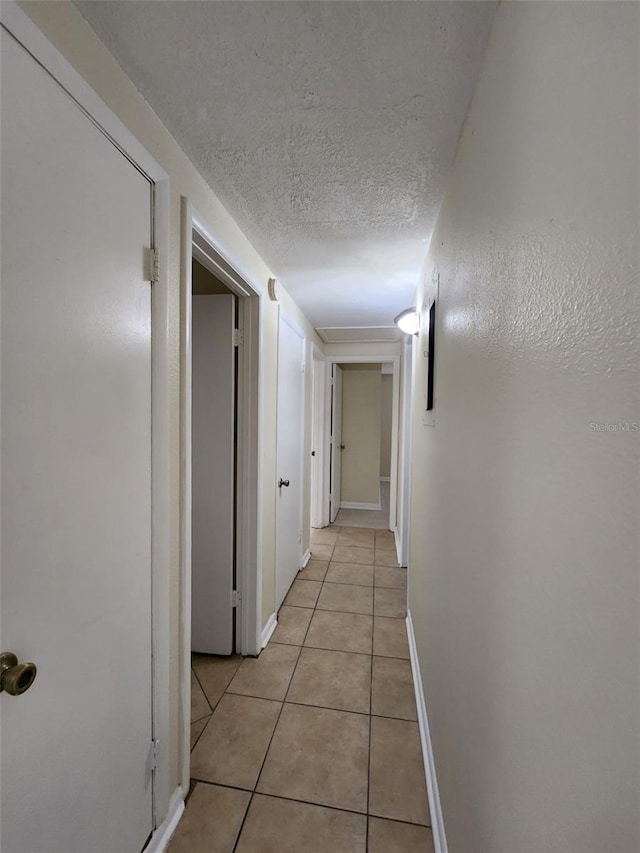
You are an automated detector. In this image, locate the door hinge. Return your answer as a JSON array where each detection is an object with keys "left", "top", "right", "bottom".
[
  {"left": 233, "top": 329, "right": 244, "bottom": 347},
  {"left": 146, "top": 248, "right": 159, "bottom": 284},
  {"left": 149, "top": 739, "right": 160, "bottom": 772},
  {"left": 232, "top": 589, "right": 241, "bottom": 607}
]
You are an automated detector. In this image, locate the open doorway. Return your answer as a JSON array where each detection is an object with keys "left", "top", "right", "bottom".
[
  {"left": 329, "top": 363, "right": 393, "bottom": 530},
  {"left": 183, "top": 219, "right": 261, "bottom": 657},
  {"left": 180, "top": 205, "right": 262, "bottom": 789},
  {"left": 191, "top": 259, "right": 238, "bottom": 654}
]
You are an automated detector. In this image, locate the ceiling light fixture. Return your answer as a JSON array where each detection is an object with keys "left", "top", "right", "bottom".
[{"left": 394, "top": 307, "right": 421, "bottom": 336}]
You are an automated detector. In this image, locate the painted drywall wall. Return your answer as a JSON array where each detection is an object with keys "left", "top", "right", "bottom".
[
  {"left": 324, "top": 341, "right": 401, "bottom": 361},
  {"left": 408, "top": 4, "right": 639, "bottom": 853},
  {"left": 379, "top": 373, "right": 393, "bottom": 478},
  {"left": 341, "top": 367, "right": 382, "bottom": 506},
  {"left": 18, "top": 0, "right": 323, "bottom": 806}
]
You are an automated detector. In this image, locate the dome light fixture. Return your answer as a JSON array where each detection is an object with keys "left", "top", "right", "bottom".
[{"left": 394, "top": 307, "right": 421, "bottom": 336}]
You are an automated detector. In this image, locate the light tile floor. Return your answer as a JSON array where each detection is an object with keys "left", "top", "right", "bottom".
[{"left": 173, "top": 524, "right": 433, "bottom": 852}]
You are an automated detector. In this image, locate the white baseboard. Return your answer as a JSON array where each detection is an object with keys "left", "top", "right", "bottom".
[
  {"left": 406, "top": 610, "right": 448, "bottom": 853},
  {"left": 143, "top": 786, "right": 185, "bottom": 853},
  {"left": 261, "top": 612, "right": 278, "bottom": 649},
  {"left": 379, "top": 476, "right": 391, "bottom": 483},
  {"left": 301, "top": 549, "right": 311, "bottom": 568},
  {"left": 340, "top": 501, "right": 381, "bottom": 511}
]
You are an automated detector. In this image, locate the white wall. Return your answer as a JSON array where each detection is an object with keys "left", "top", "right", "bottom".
[
  {"left": 341, "top": 366, "right": 382, "bottom": 506},
  {"left": 19, "top": 0, "right": 323, "bottom": 802},
  {"left": 409, "top": 4, "right": 639, "bottom": 853},
  {"left": 324, "top": 341, "right": 401, "bottom": 360}
]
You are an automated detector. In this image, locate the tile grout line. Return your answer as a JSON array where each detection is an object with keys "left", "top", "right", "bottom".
[
  {"left": 191, "top": 665, "right": 214, "bottom": 717},
  {"left": 188, "top": 664, "right": 215, "bottom": 757},
  {"left": 190, "top": 529, "right": 408, "bottom": 849},
  {"left": 231, "top": 537, "right": 336, "bottom": 852},
  {"left": 195, "top": 780, "right": 430, "bottom": 828}
]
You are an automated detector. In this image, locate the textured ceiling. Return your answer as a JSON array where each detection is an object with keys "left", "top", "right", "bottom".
[{"left": 77, "top": 1, "right": 497, "bottom": 330}]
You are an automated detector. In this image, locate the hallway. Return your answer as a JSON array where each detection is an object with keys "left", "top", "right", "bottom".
[
  {"left": 177, "top": 525, "right": 432, "bottom": 852},
  {"left": 333, "top": 480, "right": 391, "bottom": 530}
]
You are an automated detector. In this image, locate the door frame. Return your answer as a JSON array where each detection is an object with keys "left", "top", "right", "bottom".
[
  {"left": 0, "top": 1, "right": 173, "bottom": 841},
  {"left": 323, "top": 355, "right": 401, "bottom": 540},
  {"left": 180, "top": 198, "right": 262, "bottom": 791}
]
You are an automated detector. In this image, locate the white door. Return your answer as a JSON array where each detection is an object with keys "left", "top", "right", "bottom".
[
  {"left": 329, "top": 364, "right": 344, "bottom": 523},
  {"left": 275, "top": 315, "right": 305, "bottom": 609},
  {"left": 310, "top": 355, "right": 325, "bottom": 528},
  {"left": 192, "top": 294, "right": 235, "bottom": 654},
  {"left": 1, "top": 29, "right": 154, "bottom": 853}
]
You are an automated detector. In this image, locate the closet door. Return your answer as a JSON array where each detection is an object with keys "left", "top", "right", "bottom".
[
  {"left": 330, "top": 364, "right": 344, "bottom": 523},
  {"left": 1, "top": 26, "right": 153, "bottom": 853},
  {"left": 275, "top": 314, "right": 305, "bottom": 609}
]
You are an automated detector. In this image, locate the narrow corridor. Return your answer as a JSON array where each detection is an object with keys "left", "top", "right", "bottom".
[{"left": 173, "top": 524, "right": 433, "bottom": 852}]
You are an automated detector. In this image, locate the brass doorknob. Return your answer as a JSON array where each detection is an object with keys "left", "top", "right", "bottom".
[
  {"left": 0, "top": 652, "right": 37, "bottom": 696},
  {"left": 278, "top": 478, "right": 290, "bottom": 488}
]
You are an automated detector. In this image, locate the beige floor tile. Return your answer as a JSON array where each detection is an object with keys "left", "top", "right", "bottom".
[
  {"left": 167, "top": 784, "right": 250, "bottom": 853},
  {"left": 305, "top": 610, "right": 373, "bottom": 654},
  {"left": 374, "top": 566, "right": 407, "bottom": 589},
  {"left": 191, "top": 694, "right": 281, "bottom": 790},
  {"left": 227, "top": 643, "right": 300, "bottom": 701},
  {"left": 271, "top": 605, "right": 313, "bottom": 646},
  {"left": 374, "top": 530, "right": 395, "bottom": 546},
  {"left": 236, "top": 794, "right": 366, "bottom": 853},
  {"left": 190, "top": 717, "right": 209, "bottom": 750},
  {"left": 257, "top": 704, "right": 369, "bottom": 812},
  {"left": 337, "top": 529, "right": 375, "bottom": 547},
  {"left": 368, "top": 817, "right": 434, "bottom": 853},
  {"left": 310, "top": 528, "right": 340, "bottom": 545},
  {"left": 374, "top": 588, "right": 407, "bottom": 618},
  {"left": 371, "top": 657, "right": 417, "bottom": 720},
  {"left": 375, "top": 547, "right": 399, "bottom": 567},
  {"left": 192, "top": 654, "right": 243, "bottom": 710},
  {"left": 373, "top": 617, "right": 410, "bottom": 659},
  {"left": 287, "top": 647, "right": 371, "bottom": 713},
  {"left": 332, "top": 545, "right": 374, "bottom": 565},
  {"left": 317, "top": 582, "right": 374, "bottom": 615},
  {"left": 284, "top": 578, "right": 322, "bottom": 608},
  {"left": 310, "top": 543, "right": 335, "bottom": 561},
  {"left": 325, "top": 562, "right": 374, "bottom": 586},
  {"left": 369, "top": 717, "right": 430, "bottom": 825},
  {"left": 298, "top": 559, "right": 329, "bottom": 581},
  {"left": 191, "top": 672, "right": 211, "bottom": 722}
]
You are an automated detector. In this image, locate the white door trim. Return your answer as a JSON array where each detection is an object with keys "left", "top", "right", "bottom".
[
  {"left": 324, "top": 355, "right": 401, "bottom": 537},
  {"left": 180, "top": 199, "right": 262, "bottom": 793},
  {"left": 0, "top": 1, "right": 172, "bottom": 836}
]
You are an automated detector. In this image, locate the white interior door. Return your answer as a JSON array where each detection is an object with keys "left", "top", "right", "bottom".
[
  {"left": 275, "top": 315, "right": 305, "bottom": 609},
  {"left": 310, "top": 354, "right": 325, "bottom": 528},
  {"left": 329, "top": 364, "right": 344, "bottom": 523},
  {"left": 1, "top": 29, "right": 154, "bottom": 853},
  {"left": 192, "top": 294, "right": 235, "bottom": 654}
]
